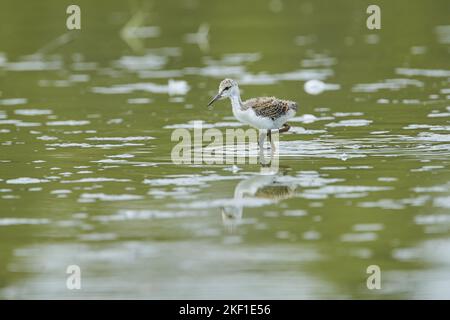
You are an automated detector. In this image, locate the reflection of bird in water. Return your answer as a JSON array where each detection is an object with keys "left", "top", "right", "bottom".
[
  {"left": 208, "top": 79, "right": 297, "bottom": 151},
  {"left": 221, "top": 173, "right": 297, "bottom": 231}
]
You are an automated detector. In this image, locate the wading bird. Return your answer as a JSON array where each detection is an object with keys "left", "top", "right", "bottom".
[{"left": 208, "top": 79, "right": 297, "bottom": 150}]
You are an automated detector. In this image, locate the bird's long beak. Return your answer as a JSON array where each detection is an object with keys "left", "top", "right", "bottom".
[{"left": 207, "top": 93, "right": 221, "bottom": 107}]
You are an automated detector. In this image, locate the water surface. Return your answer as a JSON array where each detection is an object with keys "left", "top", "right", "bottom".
[{"left": 0, "top": 0, "right": 449, "bottom": 299}]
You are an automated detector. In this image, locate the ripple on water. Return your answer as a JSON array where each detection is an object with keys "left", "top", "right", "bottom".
[
  {"left": 138, "top": 70, "right": 183, "bottom": 79},
  {"left": 0, "top": 98, "right": 28, "bottom": 106},
  {"left": 352, "top": 224, "right": 384, "bottom": 232},
  {"left": 148, "top": 187, "right": 200, "bottom": 199},
  {"left": 114, "top": 54, "right": 167, "bottom": 70},
  {"left": 14, "top": 109, "right": 52, "bottom": 116},
  {"left": 333, "top": 112, "right": 364, "bottom": 117},
  {"left": 163, "top": 120, "right": 214, "bottom": 129},
  {"left": 61, "top": 177, "right": 131, "bottom": 184},
  {"left": 92, "top": 80, "right": 190, "bottom": 96},
  {"left": 107, "top": 154, "right": 135, "bottom": 159},
  {"left": 85, "top": 136, "right": 155, "bottom": 141},
  {"left": 48, "top": 143, "right": 143, "bottom": 149},
  {"left": 290, "top": 114, "right": 319, "bottom": 123},
  {"left": 352, "top": 78, "right": 423, "bottom": 92},
  {"left": 5, "top": 59, "right": 62, "bottom": 71},
  {"left": 302, "top": 185, "right": 392, "bottom": 199},
  {"left": 325, "top": 119, "right": 372, "bottom": 127},
  {"left": 0, "top": 218, "right": 50, "bottom": 226},
  {"left": 435, "top": 25, "right": 450, "bottom": 44},
  {"left": 0, "top": 119, "right": 41, "bottom": 127},
  {"left": 289, "top": 127, "right": 326, "bottom": 135},
  {"left": 433, "top": 196, "right": 450, "bottom": 209},
  {"left": 127, "top": 98, "right": 153, "bottom": 104},
  {"left": 276, "top": 171, "right": 344, "bottom": 188},
  {"left": 341, "top": 232, "right": 378, "bottom": 242},
  {"left": 6, "top": 177, "right": 49, "bottom": 184},
  {"left": 243, "top": 69, "right": 334, "bottom": 84},
  {"left": 395, "top": 68, "right": 450, "bottom": 78},
  {"left": 415, "top": 214, "right": 450, "bottom": 225},
  {"left": 79, "top": 193, "right": 143, "bottom": 202},
  {"left": 415, "top": 133, "right": 450, "bottom": 142},
  {"left": 36, "top": 136, "right": 58, "bottom": 141},
  {"left": 428, "top": 111, "right": 450, "bottom": 118},
  {"left": 78, "top": 233, "right": 118, "bottom": 241},
  {"left": 172, "top": 197, "right": 275, "bottom": 209},
  {"left": 46, "top": 120, "right": 90, "bottom": 126},
  {"left": 281, "top": 140, "right": 366, "bottom": 160},
  {"left": 204, "top": 53, "right": 261, "bottom": 65},
  {"left": 359, "top": 196, "right": 430, "bottom": 210},
  {"left": 143, "top": 174, "right": 243, "bottom": 186},
  {"left": 94, "top": 209, "right": 206, "bottom": 222},
  {"left": 413, "top": 183, "right": 450, "bottom": 193}
]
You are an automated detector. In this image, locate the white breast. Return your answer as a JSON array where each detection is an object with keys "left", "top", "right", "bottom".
[{"left": 232, "top": 108, "right": 264, "bottom": 128}]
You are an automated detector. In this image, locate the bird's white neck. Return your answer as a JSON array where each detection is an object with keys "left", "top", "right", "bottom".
[{"left": 229, "top": 92, "right": 243, "bottom": 111}]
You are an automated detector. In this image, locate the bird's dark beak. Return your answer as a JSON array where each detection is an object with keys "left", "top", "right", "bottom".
[{"left": 207, "top": 93, "right": 221, "bottom": 107}]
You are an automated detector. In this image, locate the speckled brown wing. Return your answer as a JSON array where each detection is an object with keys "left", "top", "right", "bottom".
[{"left": 244, "top": 97, "right": 297, "bottom": 119}]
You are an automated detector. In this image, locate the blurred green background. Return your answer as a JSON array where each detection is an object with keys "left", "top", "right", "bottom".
[{"left": 0, "top": 0, "right": 449, "bottom": 299}]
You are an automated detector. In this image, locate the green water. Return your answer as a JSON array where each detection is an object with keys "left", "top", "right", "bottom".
[{"left": 0, "top": 0, "right": 449, "bottom": 299}]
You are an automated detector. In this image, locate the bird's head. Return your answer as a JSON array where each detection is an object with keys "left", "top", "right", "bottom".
[{"left": 207, "top": 78, "right": 239, "bottom": 107}]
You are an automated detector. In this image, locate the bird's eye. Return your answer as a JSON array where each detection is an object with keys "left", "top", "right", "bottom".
[{"left": 223, "top": 86, "right": 231, "bottom": 91}]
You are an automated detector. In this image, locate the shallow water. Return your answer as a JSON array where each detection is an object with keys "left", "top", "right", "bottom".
[{"left": 0, "top": 0, "right": 449, "bottom": 299}]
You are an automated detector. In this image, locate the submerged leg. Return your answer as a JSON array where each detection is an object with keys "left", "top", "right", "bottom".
[
  {"left": 279, "top": 123, "right": 291, "bottom": 133},
  {"left": 267, "top": 129, "right": 276, "bottom": 151}
]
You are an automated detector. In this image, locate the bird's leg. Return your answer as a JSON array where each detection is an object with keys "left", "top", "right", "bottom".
[
  {"left": 267, "top": 129, "right": 276, "bottom": 151},
  {"left": 258, "top": 131, "right": 266, "bottom": 163},
  {"left": 258, "top": 131, "right": 266, "bottom": 149},
  {"left": 279, "top": 123, "right": 291, "bottom": 133}
]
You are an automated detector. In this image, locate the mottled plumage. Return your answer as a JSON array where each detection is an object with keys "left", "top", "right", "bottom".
[{"left": 243, "top": 97, "right": 298, "bottom": 120}]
